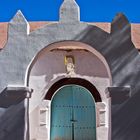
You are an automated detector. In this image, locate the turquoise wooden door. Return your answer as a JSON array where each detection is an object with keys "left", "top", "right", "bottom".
[{"left": 50, "top": 85, "right": 96, "bottom": 140}]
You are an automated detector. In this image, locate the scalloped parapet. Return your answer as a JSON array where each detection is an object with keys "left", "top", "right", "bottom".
[
  {"left": 111, "top": 13, "right": 131, "bottom": 34},
  {"left": 9, "top": 10, "right": 30, "bottom": 35},
  {"left": 59, "top": 0, "right": 80, "bottom": 23}
]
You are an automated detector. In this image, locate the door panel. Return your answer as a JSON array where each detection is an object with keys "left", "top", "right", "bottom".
[
  {"left": 51, "top": 86, "right": 73, "bottom": 140},
  {"left": 50, "top": 85, "right": 96, "bottom": 140},
  {"left": 73, "top": 86, "right": 96, "bottom": 140}
]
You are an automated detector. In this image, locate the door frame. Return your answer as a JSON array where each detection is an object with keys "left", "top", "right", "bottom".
[
  {"left": 49, "top": 84, "right": 97, "bottom": 140},
  {"left": 45, "top": 78, "right": 102, "bottom": 102}
]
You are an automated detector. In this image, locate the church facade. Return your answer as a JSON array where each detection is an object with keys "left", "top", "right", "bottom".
[{"left": 0, "top": 0, "right": 140, "bottom": 140}]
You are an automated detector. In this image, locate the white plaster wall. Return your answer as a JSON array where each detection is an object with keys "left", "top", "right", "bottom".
[
  {"left": 29, "top": 50, "right": 110, "bottom": 110},
  {"left": 30, "top": 106, "right": 40, "bottom": 139},
  {"left": 31, "top": 50, "right": 108, "bottom": 77}
]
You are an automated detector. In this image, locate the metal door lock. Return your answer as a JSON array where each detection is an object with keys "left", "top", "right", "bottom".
[{"left": 70, "top": 119, "right": 77, "bottom": 123}]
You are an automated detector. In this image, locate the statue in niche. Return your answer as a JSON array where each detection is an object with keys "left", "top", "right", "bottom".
[{"left": 65, "top": 55, "right": 75, "bottom": 76}]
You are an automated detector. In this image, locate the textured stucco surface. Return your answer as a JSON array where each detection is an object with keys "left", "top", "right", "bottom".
[
  {"left": 0, "top": 0, "right": 140, "bottom": 139},
  {"left": 1, "top": 22, "right": 140, "bottom": 49}
]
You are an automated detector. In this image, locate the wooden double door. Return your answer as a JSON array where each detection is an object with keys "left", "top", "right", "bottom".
[{"left": 50, "top": 85, "right": 96, "bottom": 140}]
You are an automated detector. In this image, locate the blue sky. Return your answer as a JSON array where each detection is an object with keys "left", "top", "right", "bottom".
[{"left": 0, "top": 0, "right": 140, "bottom": 23}]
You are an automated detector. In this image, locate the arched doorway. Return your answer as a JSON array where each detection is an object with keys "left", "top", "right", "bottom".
[
  {"left": 45, "top": 78, "right": 102, "bottom": 102},
  {"left": 27, "top": 41, "right": 112, "bottom": 140},
  {"left": 51, "top": 85, "right": 96, "bottom": 140}
]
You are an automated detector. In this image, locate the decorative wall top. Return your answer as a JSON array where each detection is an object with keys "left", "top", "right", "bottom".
[{"left": 59, "top": 0, "right": 80, "bottom": 22}]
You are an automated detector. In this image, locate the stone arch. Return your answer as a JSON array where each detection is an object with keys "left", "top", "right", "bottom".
[
  {"left": 26, "top": 41, "right": 112, "bottom": 87},
  {"left": 45, "top": 77, "right": 102, "bottom": 102}
]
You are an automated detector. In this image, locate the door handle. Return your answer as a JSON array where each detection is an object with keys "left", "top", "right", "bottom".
[{"left": 70, "top": 119, "right": 77, "bottom": 123}]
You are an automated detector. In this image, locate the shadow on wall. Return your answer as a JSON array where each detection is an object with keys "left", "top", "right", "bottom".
[
  {"left": 0, "top": 88, "right": 29, "bottom": 140},
  {"left": 0, "top": 101, "right": 25, "bottom": 140},
  {"left": 112, "top": 87, "right": 140, "bottom": 140},
  {"left": 73, "top": 14, "right": 140, "bottom": 140}
]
